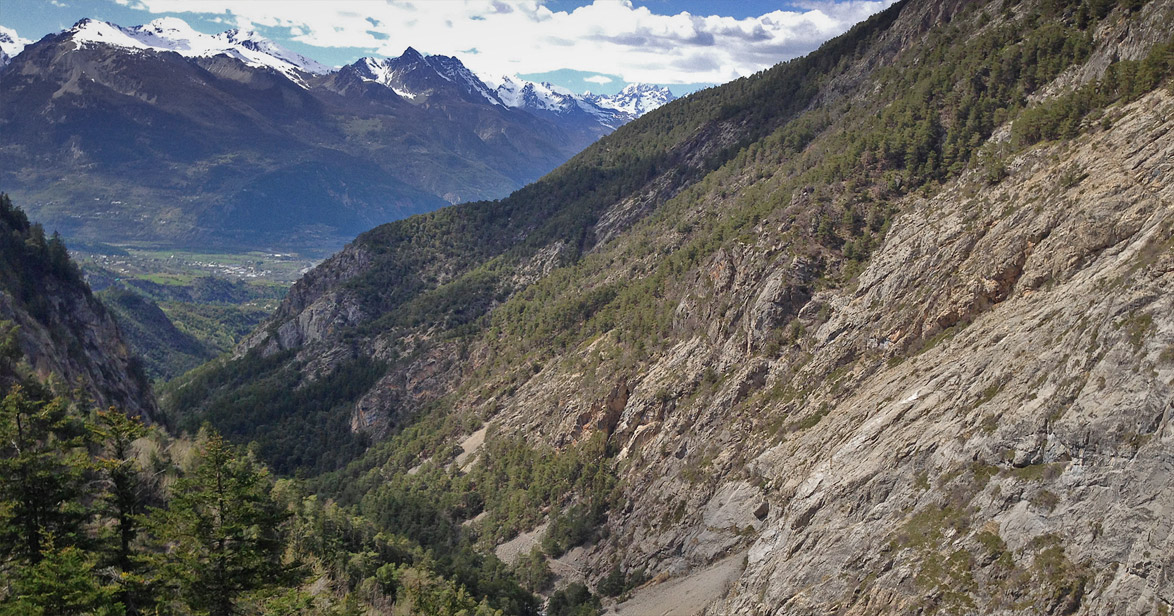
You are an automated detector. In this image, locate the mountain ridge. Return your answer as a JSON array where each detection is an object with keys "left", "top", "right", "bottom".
[
  {"left": 165, "top": 0, "right": 1174, "bottom": 612},
  {"left": 0, "top": 194, "right": 157, "bottom": 421},
  {"left": 0, "top": 17, "right": 675, "bottom": 253}
]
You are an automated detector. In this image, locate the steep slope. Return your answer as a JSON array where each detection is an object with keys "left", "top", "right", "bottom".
[
  {"left": 98, "top": 287, "right": 218, "bottom": 382},
  {"left": 0, "top": 194, "right": 156, "bottom": 420},
  {"left": 0, "top": 19, "right": 628, "bottom": 251},
  {"left": 168, "top": 0, "right": 1174, "bottom": 612}
]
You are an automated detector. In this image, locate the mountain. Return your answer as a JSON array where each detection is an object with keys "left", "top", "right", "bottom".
[
  {"left": 0, "top": 194, "right": 156, "bottom": 420},
  {"left": 64, "top": 17, "right": 329, "bottom": 81},
  {"left": 0, "top": 18, "right": 649, "bottom": 252},
  {"left": 162, "top": 0, "right": 1174, "bottom": 611},
  {"left": 0, "top": 25, "right": 29, "bottom": 67},
  {"left": 482, "top": 75, "right": 674, "bottom": 132},
  {"left": 584, "top": 83, "right": 676, "bottom": 117}
]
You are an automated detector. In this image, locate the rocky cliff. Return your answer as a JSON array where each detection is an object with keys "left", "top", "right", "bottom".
[
  {"left": 0, "top": 195, "right": 157, "bottom": 420},
  {"left": 169, "top": 0, "right": 1174, "bottom": 612}
]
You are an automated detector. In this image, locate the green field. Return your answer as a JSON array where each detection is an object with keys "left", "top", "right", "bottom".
[
  {"left": 74, "top": 245, "right": 324, "bottom": 286},
  {"left": 72, "top": 244, "right": 313, "bottom": 383}
]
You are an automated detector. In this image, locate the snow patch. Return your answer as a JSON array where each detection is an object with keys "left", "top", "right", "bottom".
[{"left": 0, "top": 25, "right": 32, "bottom": 67}]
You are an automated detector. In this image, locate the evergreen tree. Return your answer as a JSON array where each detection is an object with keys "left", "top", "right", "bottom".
[
  {"left": 92, "top": 409, "right": 154, "bottom": 614},
  {"left": 146, "top": 430, "right": 298, "bottom": 616},
  {"left": 3, "top": 538, "right": 125, "bottom": 616},
  {"left": 0, "top": 386, "right": 92, "bottom": 565},
  {"left": 93, "top": 409, "right": 148, "bottom": 570}
]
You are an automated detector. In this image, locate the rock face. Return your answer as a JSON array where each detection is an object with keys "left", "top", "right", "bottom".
[
  {"left": 0, "top": 198, "right": 157, "bottom": 420},
  {"left": 239, "top": 244, "right": 372, "bottom": 356},
  {"left": 713, "top": 88, "right": 1174, "bottom": 614},
  {"left": 0, "top": 274, "right": 157, "bottom": 421},
  {"left": 182, "top": 0, "right": 1174, "bottom": 612}
]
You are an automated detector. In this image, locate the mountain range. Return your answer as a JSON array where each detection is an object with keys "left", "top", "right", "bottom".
[
  {"left": 0, "top": 18, "right": 673, "bottom": 252},
  {"left": 162, "top": 0, "right": 1174, "bottom": 611},
  {"left": 4, "top": 0, "right": 1174, "bottom": 612}
]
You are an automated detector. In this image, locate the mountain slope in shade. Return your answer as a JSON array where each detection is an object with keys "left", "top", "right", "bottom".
[{"left": 0, "top": 194, "right": 157, "bottom": 421}]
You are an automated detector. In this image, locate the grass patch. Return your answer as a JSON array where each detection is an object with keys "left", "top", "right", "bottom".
[{"left": 1007, "top": 462, "right": 1066, "bottom": 482}]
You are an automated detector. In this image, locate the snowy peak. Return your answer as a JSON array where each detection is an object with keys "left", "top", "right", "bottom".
[
  {"left": 351, "top": 56, "right": 420, "bottom": 99},
  {"left": 65, "top": 17, "right": 328, "bottom": 82},
  {"left": 484, "top": 75, "right": 577, "bottom": 112},
  {"left": 481, "top": 73, "right": 673, "bottom": 125},
  {"left": 351, "top": 49, "right": 501, "bottom": 104},
  {"left": 586, "top": 83, "right": 676, "bottom": 117},
  {"left": 0, "top": 25, "right": 31, "bottom": 67},
  {"left": 423, "top": 54, "right": 500, "bottom": 104},
  {"left": 217, "top": 29, "right": 330, "bottom": 75}
]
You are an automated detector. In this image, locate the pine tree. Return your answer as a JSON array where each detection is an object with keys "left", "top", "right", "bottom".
[
  {"left": 145, "top": 430, "right": 298, "bottom": 616},
  {"left": 0, "top": 386, "right": 92, "bottom": 565},
  {"left": 91, "top": 408, "right": 155, "bottom": 615},
  {"left": 93, "top": 409, "right": 148, "bottom": 570},
  {"left": 3, "top": 537, "right": 125, "bottom": 616}
]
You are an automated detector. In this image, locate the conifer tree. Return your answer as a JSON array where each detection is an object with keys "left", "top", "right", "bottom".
[
  {"left": 146, "top": 430, "right": 298, "bottom": 616},
  {"left": 0, "top": 386, "right": 92, "bottom": 565},
  {"left": 4, "top": 538, "right": 124, "bottom": 616}
]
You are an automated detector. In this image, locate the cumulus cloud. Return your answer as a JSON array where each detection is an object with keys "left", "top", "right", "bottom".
[{"left": 111, "top": 0, "right": 896, "bottom": 84}]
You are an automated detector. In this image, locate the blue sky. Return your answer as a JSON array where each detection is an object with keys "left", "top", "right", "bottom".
[{"left": 1, "top": 0, "right": 894, "bottom": 94}]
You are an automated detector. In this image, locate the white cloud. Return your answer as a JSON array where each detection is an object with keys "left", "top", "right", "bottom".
[
  {"left": 584, "top": 74, "right": 613, "bottom": 84},
  {"left": 113, "top": 0, "right": 896, "bottom": 85}
]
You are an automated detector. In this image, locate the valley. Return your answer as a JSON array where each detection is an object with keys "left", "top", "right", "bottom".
[
  {"left": 2, "top": 0, "right": 1174, "bottom": 614},
  {"left": 69, "top": 245, "right": 307, "bottom": 381}
]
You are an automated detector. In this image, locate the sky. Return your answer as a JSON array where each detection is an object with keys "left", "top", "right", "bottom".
[{"left": 0, "top": 0, "right": 895, "bottom": 95}]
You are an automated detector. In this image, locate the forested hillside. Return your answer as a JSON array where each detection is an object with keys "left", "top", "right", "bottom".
[
  {"left": 0, "top": 194, "right": 156, "bottom": 419},
  {"left": 11, "top": 0, "right": 1174, "bottom": 613},
  {"left": 164, "top": 0, "right": 1174, "bottom": 612}
]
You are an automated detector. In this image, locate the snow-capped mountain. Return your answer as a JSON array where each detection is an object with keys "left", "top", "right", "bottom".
[
  {"left": 586, "top": 83, "right": 677, "bottom": 116},
  {"left": 0, "top": 25, "right": 31, "bottom": 67},
  {"left": 350, "top": 48, "right": 499, "bottom": 103},
  {"left": 1, "top": 16, "right": 687, "bottom": 250},
  {"left": 218, "top": 29, "right": 331, "bottom": 75},
  {"left": 2, "top": 17, "right": 638, "bottom": 250},
  {"left": 66, "top": 17, "right": 328, "bottom": 82},
  {"left": 478, "top": 74, "right": 672, "bottom": 129},
  {"left": 482, "top": 74, "right": 573, "bottom": 111},
  {"left": 342, "top": 51, "right": 636, "bottom": 136},
  {"left": 486, "top": 75, "right": 675, "bottom": 123}
]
